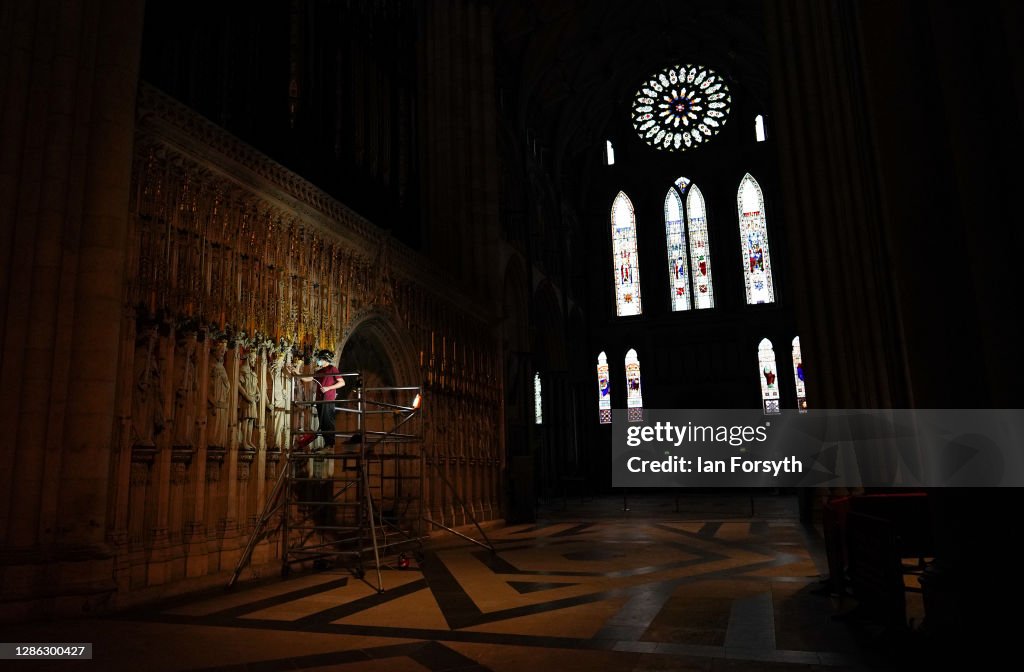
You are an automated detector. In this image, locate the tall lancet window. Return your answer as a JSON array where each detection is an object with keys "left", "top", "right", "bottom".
[
  {"left": 596, "top": 352, "right": 611, "bottom": 424},
  {"left": 665, "top": 178, "right": 714, "bottom": 311},
  {"left": 738, "top": 174, "right": 775, "bottom": 305},
  {"left": 624, "top": 348, "right": 644, "bottom": 423},
  {"left": 792, "top": 337, "right": 807, "bottom": 412},
  {"left": 687, "top": 183, "right": 714, "bottom": 309},
  {"left": 757, "top": 338, "right": 780, "bottom": 415},
  {"left": 534, "top": 372, "right": 543, "bottom": 425},
  {"left": 611, "top": 191, "right": 642, "bottom": 316},
  {"left": 665, "top": 178, "right": 692, "bottom": 311}
]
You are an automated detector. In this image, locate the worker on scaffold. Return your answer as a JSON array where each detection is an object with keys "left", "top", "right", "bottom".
[{"left": 293, "top": 349, "right": 345, "bottom": 451}]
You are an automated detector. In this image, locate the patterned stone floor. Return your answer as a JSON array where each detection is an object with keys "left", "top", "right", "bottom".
[{"left": 6, "top": 495, "right": 885, "bottom": 671}]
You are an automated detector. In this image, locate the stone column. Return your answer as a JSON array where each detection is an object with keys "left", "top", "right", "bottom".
[
  {"left": 765, "top": 1, "right": 1022, "bottom": 646},
  {"left": 763, "top": 0, "right": 912, "bottom": 408},
  {"left": 0, "top": 0, "right": 145, "bottom": 617},
  {"left": 222, "top": 345, "right": 241, "bottom": 537},
  {"left": 253, "top": 350, "right": 268, "bottom": 533},
  {"left": 147, "top": 327, "right": 175, "bottom": 585},
  {"left": 185, "top": 332, "right": 211, "bottom": 578},
  {"left": 419, "top": 0, "right": 501, "bottom": 304}
]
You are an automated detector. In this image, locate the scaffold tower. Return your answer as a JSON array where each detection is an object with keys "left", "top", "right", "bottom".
[{"left": 229, "top": 370, "right": 426, "bottom": 593}]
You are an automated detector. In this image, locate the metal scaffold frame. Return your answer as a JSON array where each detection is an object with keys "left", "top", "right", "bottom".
[{"left": 229, "top": 368, "right": 494, "bottom": 593}]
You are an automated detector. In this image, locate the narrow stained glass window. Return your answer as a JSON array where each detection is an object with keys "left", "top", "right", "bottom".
[
  {"left": 625, "top": 348, "right": 644, "bottom": 423},
  {"left": 687, "top": 184, "right": 715, "bottom": 309},
  {"left": 665, "top": 178, "right": 692, "bottom": 311},
  {"left": 597, "top": 352, "right": 611, "bottom": 424},
  {"left": 758, "top": 338, "right": 780, "bottom": 415},
  {"left": 611, "top": 191, "right": 642, "bottom": 316},
  {"left": 738, "top": 174, "right": 775, "bottom": 305},
  {"left": 755, "top": 114, "right": 766, "bottom": 142},
  {"left": 534, "top": 372, "right": 543, "bottom": 425},
  {"left": 606, "top": 140, "right": 616, "bottom": 166},
  {"left": 792, "top": 337, "right": 807, "bottom": 413},
  {"left": 666, "top": 178, "right": 714, "bottom": 312}
]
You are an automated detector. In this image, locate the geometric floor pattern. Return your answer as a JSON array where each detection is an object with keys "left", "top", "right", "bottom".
[{"left": 5, "top": 496, "right": 869, "bottom": 670}]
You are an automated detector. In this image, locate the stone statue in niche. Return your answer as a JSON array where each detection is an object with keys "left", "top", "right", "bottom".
[
  {"left": 267, "top": 351, "right": 292, "bottom": 451},
  {"left": 172, "top": 333, "right": 197, "bottom": 447},
  {"left": 237, "top": 349, "right": 260, "bottom": 450},
  {"left": 291, "top": 357, "right": 316, "bottom": 444},
  {"left": 207, "top": 341, "right": 230, "bottom": 448},
  {"left": 131, "top": 324, "right": 165, "bottom": 447}
]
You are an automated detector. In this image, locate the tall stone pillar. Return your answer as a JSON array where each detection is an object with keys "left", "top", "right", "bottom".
[
  {"left": 763, "top": 0, "right": 912, "bottom": 410},
  {"left": 0, "top": 0, "right": 145, "bottom": 618},
  {"left": 420, "top": 0, "right": 501, "bottom": 303},
  {"left": 765, "top": 0, "right": 1021, "bottom": 646}
]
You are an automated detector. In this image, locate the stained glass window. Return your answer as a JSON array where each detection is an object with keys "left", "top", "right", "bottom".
[
  {"left": 534, "top": 372, "right": 543, "bottom": 425},
  {"left": 606, "top": 140, "right": 616, "bottom": 166},
  {"left": 687, "top": 183, "right": 715, "bottom": 309},
  {"left": 597, "top": 352, "right": 611, "bottom": 424},
  {"left": 738, "top": 174, "right": 775, "bottom": 305},
  {"left": 611, "top": 191, "right": 642, "bottom": 316},
  {"left": 665, "top": 178, "right": 692, "bottom": 312},
  {"left": 758, "top": 338, "right": 780, "bottom": 415},
  {"left": 665, "top": 177, "right": 714, "bottom": 311},
  {"left": 792, "top": 337, "right": 807, "bottom": 413},
  {"left": 631, "top": 64, "right": 732, "bottom": 152},
  {"left": 625, "top": 348, "right": 644, "bottom": 423},
  {"left": 755, "top": 115, "right": 766, "bottom": 142}
]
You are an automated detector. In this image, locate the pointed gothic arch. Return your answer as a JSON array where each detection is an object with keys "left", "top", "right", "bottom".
[
  {"left": 757, "top": 337, "right": 780, "bottom": 415},
  {"left": 624, "top": 348, "right": 644, "bottom": 422},
  {"left": 738, "top": 174, "right": 775, "bottom": 305},
  {"left": 666, "top": 177, "right": 714, "bottom": 312},
  {"left": 596, "top": 351, "right": 611, "bottom": 424},
  {"left": 611, "top": 191, "right": 642, "bottom": 316}
]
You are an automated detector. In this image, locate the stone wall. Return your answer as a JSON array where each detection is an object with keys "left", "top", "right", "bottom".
[{"left": 1, "top": 78, "right": 504, "bottom": 619}]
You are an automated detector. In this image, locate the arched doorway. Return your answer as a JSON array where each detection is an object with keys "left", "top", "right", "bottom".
[
  {"left": 332, "top": 309, "right": 420, "bottom": 443},
  {"left": 331, "top": 310, "right": 420, "bottom": 523},
  {"left": 339, "top": 328, "right": 397, "bottom": 389},
  {"left": 336, "top": 309, "right": 418, "bottom": 386}
]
